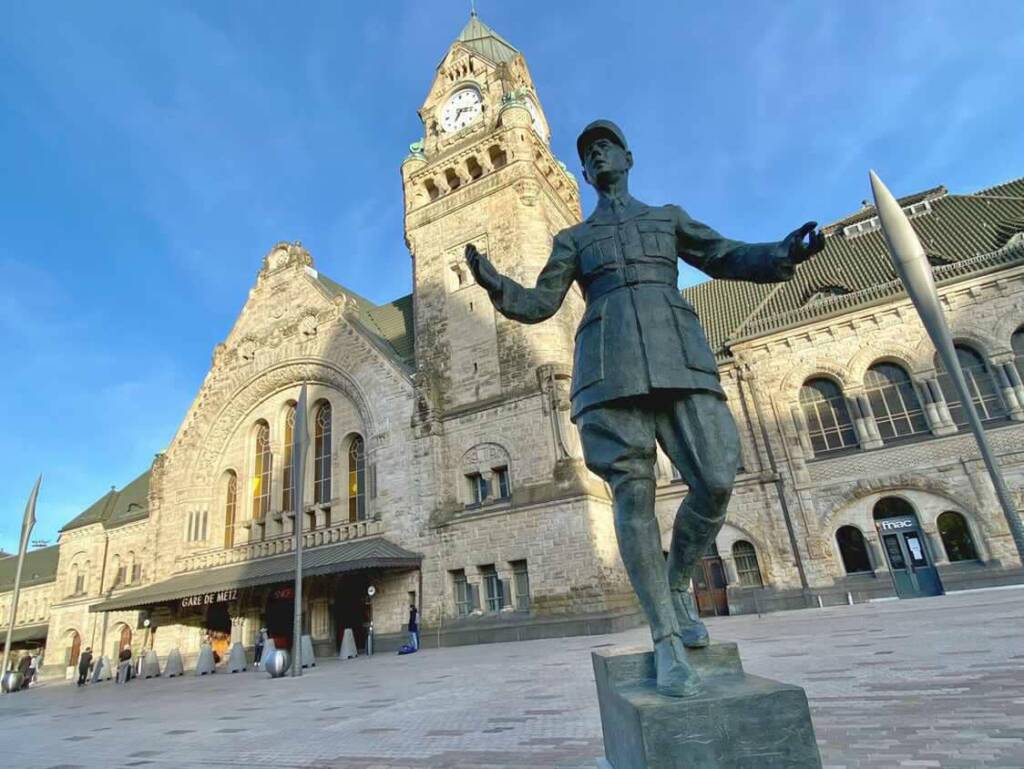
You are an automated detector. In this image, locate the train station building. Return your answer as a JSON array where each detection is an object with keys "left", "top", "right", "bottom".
[{"left": 3, "top": 15, "right": 1024, "bottom": 679}]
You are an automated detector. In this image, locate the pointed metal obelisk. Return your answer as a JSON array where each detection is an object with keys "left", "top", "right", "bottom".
[
  {"left": 870, "top": 170, "right": 1024, "bottom": 560},
  {"left": 291, "top": 384, "right": 309, "bottom": 677},
  {"left": 2, "top": 476, "right": 41, "bottom": 685}
]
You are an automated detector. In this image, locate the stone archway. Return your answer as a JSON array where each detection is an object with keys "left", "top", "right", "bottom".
[{"left": 182, "top": 360, "right": 387, "bottom": 486}]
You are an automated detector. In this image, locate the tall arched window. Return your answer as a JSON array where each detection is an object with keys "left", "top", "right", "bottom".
[
  {"left": 835, "top": 526, "right": 872, "bottom": 574},
  {"left": 937, "top": 511, "right": 979, "bottom": 562},
  {"left": 348, "top": 435, "right": 366, "bottom": 522},
  {"left": 1013, "top": 326, "right": 1024, "bottom": 382},
  {"left": 731, "top": 541, "right": 764, "bottom": 587},
  {"left": 282, "top": 405, "right": 296, "bottom": 512},
  {"left": 936, "top": 345, "right": 1007, "bottom": 425},
  {"left": 252, "top": 421, "right": 272, "bottom": 521},
  {"left": 799, "top": 378, "right": 858, "bottom": 454},
  {"left": 223, "top": 471, "right": 238, "bottom": 549},
  {"left": 314, "top": 403, "right": 332, "bottom": 505},
  {"left": 864, "top": 363, "right": 927, "bottom": 441}
]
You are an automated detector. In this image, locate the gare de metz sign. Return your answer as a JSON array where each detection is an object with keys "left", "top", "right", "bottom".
[{"left": 180, "top": 588, "right": 239, "bottom": 609}]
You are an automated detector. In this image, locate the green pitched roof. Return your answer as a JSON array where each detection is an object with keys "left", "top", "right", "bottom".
[
  {"left": 314, "top": 273, "right": 415, "bottom": 369},
  {"left": 454, "top": 14, "right": 518, "bottom": 65},
  {"left": 683, "top": 176, "right": 1024, "bottom": 355},
  {"left": 59, "top": 469, "right": 151, "bottom": 534},
  {"left": 0, "top": 545, "right": 59, "bottom": 591}
]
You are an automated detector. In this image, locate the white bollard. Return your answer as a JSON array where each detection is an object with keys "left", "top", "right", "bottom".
[
  {"left": 338, "top": 628, "right": 357, "bottom": 660},
  {"left": 300, "top": 635, "right": 316, "bottom": 668},
  {"left": 164, "top": 649, "right": 185, "bottom": 678}
]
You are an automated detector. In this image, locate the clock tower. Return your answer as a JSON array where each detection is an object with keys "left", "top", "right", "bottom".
[{"left": 402, "top": 13, "right": 583, "bottom": 421}]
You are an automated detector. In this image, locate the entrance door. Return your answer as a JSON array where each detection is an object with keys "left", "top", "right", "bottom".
[
  {"left": 67, "top": 631, "right": 81, "bottom": 667},
  {"left": 265, "top": 586, "right": 295, "bottom": 651},
  {"left": 692, "top": 548, "right": 730, "bottom": 618},
  {"left": 334, "top": 573, "right": 371, "bottom": 652},
  {"left": 877, "top": 516, "right": 944, "bottom": 598}
]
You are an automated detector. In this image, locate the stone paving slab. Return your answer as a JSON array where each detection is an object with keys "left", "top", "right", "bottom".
[{"left": 1, "top": 588, "right": 1022, "bottom": 768}]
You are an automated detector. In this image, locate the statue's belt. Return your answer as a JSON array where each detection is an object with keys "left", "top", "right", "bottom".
[{"left": 582, "top": 263, "right": 678, "bottom": 302}]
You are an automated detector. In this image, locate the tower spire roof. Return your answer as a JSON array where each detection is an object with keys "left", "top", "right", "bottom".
[{"left": 454, "top": 13, "right": 518, "bottom": 64}]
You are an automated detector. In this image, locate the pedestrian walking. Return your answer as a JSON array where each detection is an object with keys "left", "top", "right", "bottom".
[
  {"left": 254, "top": 627, "right": 267, "bottom": 669},
  {"left": 77, "top": 647, "right": 93, "bottom": 687},
  {"left": 26, "top": 653, "right": 39, "bottom": 687},
  {"left": 17, "top": 654, "right": 32, "bottom": 689},
  {"left": 407, "top": 605, "right": 419, "bottom": 652}
]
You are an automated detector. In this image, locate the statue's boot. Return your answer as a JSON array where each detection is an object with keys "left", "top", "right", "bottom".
[
  {"left": 653, "top": 633, "right": 702, "bottom": 697},
  {"left": 671, "top": 588, "right": 709, "bottom": 649},
  {"left": 668, "top": 505, "right": 725, "bottom": 649}
]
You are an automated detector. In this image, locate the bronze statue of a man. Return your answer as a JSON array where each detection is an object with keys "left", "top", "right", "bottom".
[{"left": 466, "top": 120, "right": 823, "bottom": 696}]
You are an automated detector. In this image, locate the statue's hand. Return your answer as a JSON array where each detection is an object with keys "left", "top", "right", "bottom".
[
  {"left": 783, "top": 221, "right": 825, "bottom": 265},
  {"left": 465, "top": 243, "right": 502, "bottom": 293}
]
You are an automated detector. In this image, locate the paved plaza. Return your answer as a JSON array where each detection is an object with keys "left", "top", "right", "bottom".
[{"left": 2, "top": 588, "right": 1023, "bottom": 769}]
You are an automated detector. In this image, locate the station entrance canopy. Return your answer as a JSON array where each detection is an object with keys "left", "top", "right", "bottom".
[{"left": 90, "top": 537, "right": 421, "bottom": 613}]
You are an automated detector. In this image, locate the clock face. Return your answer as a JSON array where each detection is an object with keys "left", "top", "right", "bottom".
[
  {"left": 441, "top": 87, "right": 483, "bottom": 133},
  {"left": 524, "top": 98, "right": 546, "bottom": 139}
]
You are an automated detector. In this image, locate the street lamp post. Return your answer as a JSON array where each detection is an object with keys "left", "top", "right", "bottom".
[
  {"left": 869, "top": 170, "right": 1024, "bottom": 561},
  {"left": 2, "top": 476, "right": 41, "bottom": 687},
  {"left": 291, "top": 384, "right": 309, "bottom": 677}
]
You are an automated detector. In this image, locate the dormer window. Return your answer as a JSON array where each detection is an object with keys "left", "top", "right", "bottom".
[{"left": 803, "top": 285, "right": 851, "bottom": 306}]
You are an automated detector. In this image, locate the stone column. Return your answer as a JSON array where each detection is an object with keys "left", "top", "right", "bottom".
[
  {"left": 864, "top": 534, "right": 886, "bottom": 573},
  {"left": 721, "top": 556, "right": 740, "bottom": 586},
  {"left": 924, "top": 530, "right": 948, "bottom": 565},
  {"left": 994, "top": 362, "right": 1024, "bottom": 420},
  {"left": 851, "top": 392, "right": 884, "bottom": 449},
  {"left": 496, "top": 566, "right": 515, "bottom": 611},
  {"left": 1007, "top": 360, "right": 1024, "bottom": 404},
  {"left": 925, "top": 377, "right": 958, "bottom": 435},
  {"left": 789, "top": 405, "right": 815, "bottom": 459},
  {"left": 230, "top": 615, "right": 246, "bottom": 645},
  {"left": 244, "top": 610, "right": 261, "bottom": 646},
  {"left": 466, "top": 568, "right": 484, "bottom": 615}
]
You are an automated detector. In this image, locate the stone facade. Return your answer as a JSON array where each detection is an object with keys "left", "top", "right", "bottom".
[{"left": 6, "top": 15, "right": 1024, "bottom": 682}]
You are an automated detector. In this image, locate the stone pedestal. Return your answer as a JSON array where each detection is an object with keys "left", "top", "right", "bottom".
[{"left": 592, "top": 643, "right": 821, "bottom": 769}]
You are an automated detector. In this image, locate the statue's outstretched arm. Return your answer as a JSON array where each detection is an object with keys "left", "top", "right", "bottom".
[
  {"left": 675, "top": 206, "right": 822, "bottom": 283},
  {"left": 465, "top": 231, "right": 578, "bottom": 323}
]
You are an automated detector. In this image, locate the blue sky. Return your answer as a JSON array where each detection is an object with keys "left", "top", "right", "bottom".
[{"left": 2, "top": 1, "right": 1022, "bottom": 552}]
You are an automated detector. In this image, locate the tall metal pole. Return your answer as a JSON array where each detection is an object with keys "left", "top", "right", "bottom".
[
  {"left": 2, "top": 476, "right": 41, "bottom": 682},
  {"left": 870, "top": 171, "right": 1024, "bottom": 561},
  {"left": 291, "top": 384, "right": 308, "bottom": 677}
]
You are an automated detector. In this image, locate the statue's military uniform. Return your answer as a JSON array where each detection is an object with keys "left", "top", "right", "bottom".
[
  {"left": 488, "top": 196, "right": 793, "bottom": 420},
  {"left": 485, "top": 192, "right": 797, "bottom": 634}
]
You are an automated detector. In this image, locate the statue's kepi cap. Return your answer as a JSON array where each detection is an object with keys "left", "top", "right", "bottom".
[{"left": 576, "top": 119, "right": 627, "bottom": 163}]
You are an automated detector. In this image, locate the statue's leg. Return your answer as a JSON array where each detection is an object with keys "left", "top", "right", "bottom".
[
  {"left": 577, "top": 401, "right": 700, "bottom": 697},
  {"left": 655, "top": 392, "right": 740, "bottom": 647}
]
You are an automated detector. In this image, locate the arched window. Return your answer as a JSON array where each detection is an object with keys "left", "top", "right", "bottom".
[
  {"left": 936, "top": 345, "right": 1007, "bottom": 425},
  {"left": 864, "top": 363, "right": 927, "bottom": 441},
  {"left": 731, "top": 541, "right": 764, "bottom": 587},
  {"left": 937, "top": 511, "right": 979, "bottom": 562},
  {"left": 836, "top": 526, "right": 872, "bottom": 574},
  {"left": 282, "top": 405, "right": 296, "bottom": 512},
  {"left": 873, "top": 496, "right": 915, "bottom": 520},
  {"left": 314, "top": 403, "right": 332, "bottom": 505},
  {"left": 223, "top": 471, "right": 238, "bottom": 549},
  {"left": 252, "top": 421, "right": 272, "bottom": 521},
  {"left": 348, "top": 436, "right": 366, "bottom": 522},
  {"left": 799, "top": 378, "right": 858, "bottom": 454},
  {"left": 1013, "top": 326, "right": 1024, "bottom": 382}
]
